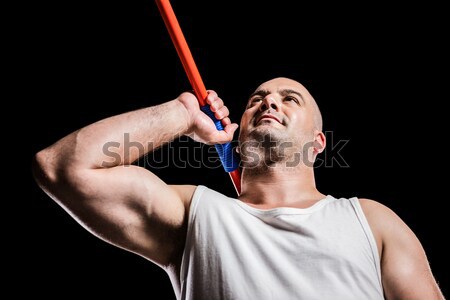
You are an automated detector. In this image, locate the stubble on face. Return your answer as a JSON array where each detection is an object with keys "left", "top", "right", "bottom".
[{"left": 238, "top": 78, "right": 321, "bottom": 171}]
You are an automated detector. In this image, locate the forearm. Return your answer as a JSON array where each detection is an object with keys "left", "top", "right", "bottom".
[{"left": 37, "top": 99, "right": 190, "bottom": 174}]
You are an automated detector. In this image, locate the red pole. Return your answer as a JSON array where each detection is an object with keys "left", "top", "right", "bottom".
[{"left": 155, "top": 0, "right": 241, "bottom": 195}]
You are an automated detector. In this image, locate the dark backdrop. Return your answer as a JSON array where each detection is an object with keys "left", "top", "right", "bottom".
[{"left": 27, "top": 0, "right": 448, "bottom": 298}]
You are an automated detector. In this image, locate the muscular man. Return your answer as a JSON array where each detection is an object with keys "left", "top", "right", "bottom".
[{"left": 33, "top": 77, "right": 445, "bottom": 299}]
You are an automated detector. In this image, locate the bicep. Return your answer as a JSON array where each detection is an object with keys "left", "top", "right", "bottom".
[
  {"left": 381, "top": 220, "right": 443, "bottom": 299},
  {"left": 52, "top": 165, "right": 190, "bottom": 267},
  {"left": 362, "top": 200, "right": 444, "bottom": 300}
]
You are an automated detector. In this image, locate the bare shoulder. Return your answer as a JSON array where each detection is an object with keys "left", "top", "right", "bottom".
[
  {"left": 358, "top": 198, "right": 401, "bottom": 222},
  {"left": 358, "top": 198, "right": 419, "bottom": 257},
  {"left": 358, "top": 197, "right": 415, "bottom": 232}
]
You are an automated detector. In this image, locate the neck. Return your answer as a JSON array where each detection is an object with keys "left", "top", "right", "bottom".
[{"left": 239, "top": 163, "right": 325, "bottom": 207}]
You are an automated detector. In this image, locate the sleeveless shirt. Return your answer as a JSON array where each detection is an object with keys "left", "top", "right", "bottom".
[{"left": 180, "top": 185, "right": 384, "bottom": 300}]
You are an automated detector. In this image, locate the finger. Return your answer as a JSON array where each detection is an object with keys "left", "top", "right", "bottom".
[
  {"left": 214, "top": 106, "right": 229, "bottom": 120},
  {"left": 224, "top": 123, "right": 239, "bottom": 136},
  {"left": 221, "top": 117, "right": 231, "bottom": 126},
  {"left": 215, "top": 123, "right": 239, "bottom": 143},
  {"left": 205, "top": 90, "right": 218, "bottom": 105},
  {"left": 209, "top": 98, "right": 224, "bottom": 112},
  {"left": 206, "top": 91, "right": 225, "bottom": 112}
]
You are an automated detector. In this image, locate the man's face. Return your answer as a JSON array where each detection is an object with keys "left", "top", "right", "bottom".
[{"left": 238, "top": 77, "right": 319, "bottom": 150}]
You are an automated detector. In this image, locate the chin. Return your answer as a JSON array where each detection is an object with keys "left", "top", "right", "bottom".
[{"left": 247, "top": 126, "right": 287, "bottom": 143}]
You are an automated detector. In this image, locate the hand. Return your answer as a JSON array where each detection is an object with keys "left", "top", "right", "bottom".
[{"left": 178, "top": 90, "right": 239, "bottom": 145}]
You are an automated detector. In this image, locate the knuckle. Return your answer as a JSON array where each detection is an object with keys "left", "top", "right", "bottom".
[{"left": 216, "top": 111, "right": 224, "bottom": 119}]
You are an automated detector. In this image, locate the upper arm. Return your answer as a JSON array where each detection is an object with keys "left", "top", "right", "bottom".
[
  {"left": 34, "top": 151, "right": 197, "bottom": 268},
  {"left": 360, "top": 199, "right": 445, "bottom": 300}
]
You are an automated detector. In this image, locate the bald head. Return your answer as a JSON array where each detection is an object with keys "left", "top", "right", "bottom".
[{"left": 311, "top": 95, "right": 323, "bottom": 132}]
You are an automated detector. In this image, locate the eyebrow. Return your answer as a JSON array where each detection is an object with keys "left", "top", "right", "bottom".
[{"left": 248, "top": 88, "right": 305, "bottom": 104}]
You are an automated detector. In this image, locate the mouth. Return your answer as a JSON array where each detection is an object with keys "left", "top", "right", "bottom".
[{"left": 256, "top": 114, "right": 282, "bottom": 125}]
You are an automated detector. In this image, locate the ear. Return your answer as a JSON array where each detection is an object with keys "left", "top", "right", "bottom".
[{"left": 313, "top": 131, "right": 326, "bottom": 155}]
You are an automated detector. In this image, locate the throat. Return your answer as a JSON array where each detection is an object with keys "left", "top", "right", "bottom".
[{"left": 239, "top": 177, "right": 326, "bottom": 209}]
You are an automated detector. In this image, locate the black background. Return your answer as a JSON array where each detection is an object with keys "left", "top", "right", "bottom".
[{"left": 26, "top": 0, "right": 448, "bottom": 298}]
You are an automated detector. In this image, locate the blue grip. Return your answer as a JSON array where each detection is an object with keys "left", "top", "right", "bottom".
[{"left": 201, "top": 105, "right": 240, "bottom": 172}]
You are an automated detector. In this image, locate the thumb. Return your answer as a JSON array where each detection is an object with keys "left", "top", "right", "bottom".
[
  {"left": 224, "top": 123, "right": 239, "bottom": 135},
  {"left": 211, "top": 123, "right": 239, "bottom": 144}
]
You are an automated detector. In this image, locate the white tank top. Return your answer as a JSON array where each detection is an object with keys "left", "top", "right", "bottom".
[{"left": 180, "top": 185, "right": 384, "bottom": 300}]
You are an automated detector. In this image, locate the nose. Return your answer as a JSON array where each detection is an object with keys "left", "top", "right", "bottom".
[{"left": 259, "top": 96, "right": 279, "bottom": 112}]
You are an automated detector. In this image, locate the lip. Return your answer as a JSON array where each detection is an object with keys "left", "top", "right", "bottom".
[{"left": 256, "top": 114, "right": 282, "bottom": 124}]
